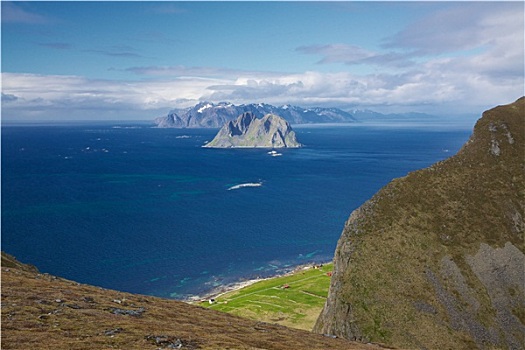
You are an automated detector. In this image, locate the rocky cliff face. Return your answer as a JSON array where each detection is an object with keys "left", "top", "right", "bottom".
[
  {"left": 203, "top": 112, "right": 302, "bottom": 148},
  {"left": 314, "top": 97, "right": 525, "bottom": 349}
]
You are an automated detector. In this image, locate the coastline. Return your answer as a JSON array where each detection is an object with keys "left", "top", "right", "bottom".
[{"left": 185, "top": 260, "right": 332, "bottom": 303}]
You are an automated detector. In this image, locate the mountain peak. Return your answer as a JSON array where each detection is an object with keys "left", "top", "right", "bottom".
[
  {"left": 154, "top": 102, "right": 357, "bottom": 128},
  {"left": 229, "top": 112, "right": 257, "bottom": 136}
]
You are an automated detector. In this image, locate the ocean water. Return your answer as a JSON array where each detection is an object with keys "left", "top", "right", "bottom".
[{"left": 1, "top": 122, "right": 472, "bottom": 299}]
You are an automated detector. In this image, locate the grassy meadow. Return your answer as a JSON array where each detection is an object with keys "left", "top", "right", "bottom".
[{"left": 200, "top": 263, "right": 333, "bottom": 330}]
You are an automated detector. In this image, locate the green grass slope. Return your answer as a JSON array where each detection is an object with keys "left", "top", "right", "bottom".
[
  {"left": 202, "top": 264, "right": 333, "bottom": 330},
  {"left": 314, "top": 97, "right": 525, "bottom": 349}
]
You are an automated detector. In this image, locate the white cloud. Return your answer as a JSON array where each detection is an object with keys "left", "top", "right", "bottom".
[
  {"left": 2, "top": 93, "right": 19, "bottom": 103},
  {"left": 2, "top": 2, "right": 522, "bottom": 121},
  {"left": 1, "top": 2, "right": 51, "bottom": 24},
  {"left": 5, "top": 63, "right": 521, "bottom": 121},
  {"left": 298, "top": 3, "right": 523, "bottom": 71},
  {"left": 290, "top": 2, "right": 523, "bottom": 113},
  {"left": 383, "top": 3, "right": 523, "bottom": 55},
  {"left": 296, "top": 44, "right": 377, "bottom": 65},
  {"left": 1, "top": 73, "right": 229, "bottom": 120},
  {"left": 296, "top": 44, "right": 414, "bottom": 68},
  {"left": 125, "top": 65, "right": 285, "bottom": 80}
]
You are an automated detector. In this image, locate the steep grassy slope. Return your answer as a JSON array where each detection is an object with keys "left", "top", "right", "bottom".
[
  {"left": 1, "top": 253, "right": 385, "bottom": 350},
  {"left": 314, "top": 98, "right": 525, "bottom": 349}
]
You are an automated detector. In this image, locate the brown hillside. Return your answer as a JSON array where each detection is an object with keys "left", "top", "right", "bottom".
[
  {"left": 314, "top": 97, "right": 525, "bottom": 349},
  {"left": 1, "top": 252, "right": 387, "bottom": 350}
]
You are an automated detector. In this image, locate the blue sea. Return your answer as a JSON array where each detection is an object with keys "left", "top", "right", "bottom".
[{"left": 1, "top": 121, "right": 472, "bottom": 299}]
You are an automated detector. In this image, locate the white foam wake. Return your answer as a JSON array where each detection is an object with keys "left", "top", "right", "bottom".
[{"left": 227, "top": 182, "right": 263, "bottom": 190}]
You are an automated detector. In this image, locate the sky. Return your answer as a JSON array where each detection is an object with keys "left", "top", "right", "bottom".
[{"left": 1, "top": 1, "right": 524, "bottom": 121}]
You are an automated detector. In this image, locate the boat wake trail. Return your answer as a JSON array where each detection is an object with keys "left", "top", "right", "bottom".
[{"left": 227, "top": 182, "right": 263, "bottom": 190}]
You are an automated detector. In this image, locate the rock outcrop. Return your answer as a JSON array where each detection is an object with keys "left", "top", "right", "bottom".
[
  {"left": 203, "top": 112, "right": 302, "bottom": 148},
  {"left": 314, "top": 97, "right": 525, "bottom": 349}
]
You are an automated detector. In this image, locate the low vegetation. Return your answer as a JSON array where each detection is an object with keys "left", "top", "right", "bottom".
[
  {"left": 315, "top": 97, "right": 525, "bottom": 349},
  {"left": 1, "top": 253, "right": 387, "bottom": 350},
  {"left": 201, "top": 264, "right": 333, "bottom": 330}
]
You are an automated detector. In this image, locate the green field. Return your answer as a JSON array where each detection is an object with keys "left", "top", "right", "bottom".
[{"left": 199, "top": 263, "right": 333, "bottom": 330}]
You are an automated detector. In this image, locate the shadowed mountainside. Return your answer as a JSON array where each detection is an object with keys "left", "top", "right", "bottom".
[
  {"left": 203, "top": 112, "right": 301, "bottom": 148},
  {"left": 1, "top": 252, "right": 388, "bottom": 350},
  {"left": 314, "top": 97, "right": 525, "bottom": 349}
]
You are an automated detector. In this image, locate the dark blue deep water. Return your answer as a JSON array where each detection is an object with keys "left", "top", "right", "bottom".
[{"left": 2, "top": 122, "right": 472, "bottom": 299}]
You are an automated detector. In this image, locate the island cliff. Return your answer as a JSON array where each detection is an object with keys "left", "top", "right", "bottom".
[
  {"left": 314, "top": 97, "right": 525, "bottom": 349},
  {"left": 203, "top": 112, "right": 302, "bottom": 148}
]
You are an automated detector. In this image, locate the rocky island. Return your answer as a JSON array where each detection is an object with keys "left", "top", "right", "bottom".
[{"left": 203, "top": 112, "right": 302, "bottom": 148}]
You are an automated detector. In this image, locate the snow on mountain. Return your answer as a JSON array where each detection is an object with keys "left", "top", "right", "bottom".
[
  {"left": 197, "top": 103, "right": 213, "bottom": 113},
  {"left": 154, "top": 102, "right": 358, "bottom": 128}
]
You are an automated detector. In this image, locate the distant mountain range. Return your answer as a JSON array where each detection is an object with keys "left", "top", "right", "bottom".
[
  {"left": 154, "top": 102, "right": 369, "bottom": 128},
  {"left": 154, "top": 101, "right": 444, "bottom": 128}
]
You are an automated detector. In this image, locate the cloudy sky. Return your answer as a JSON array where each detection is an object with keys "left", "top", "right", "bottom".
[{"left": 1, "top": 1, "right": 523, "bottom": 121}]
